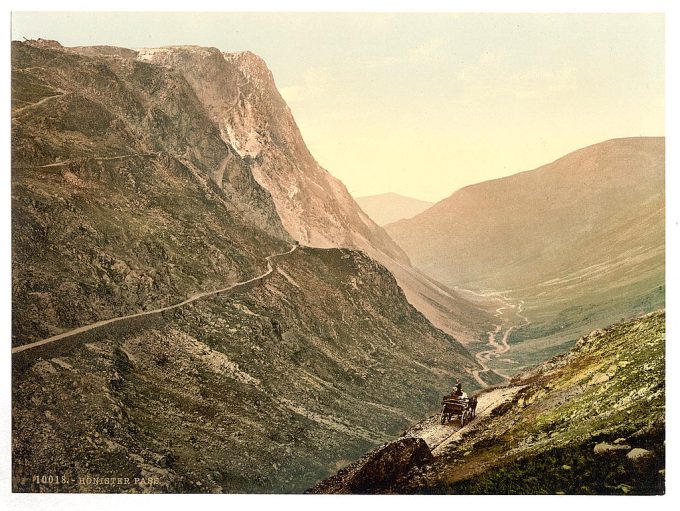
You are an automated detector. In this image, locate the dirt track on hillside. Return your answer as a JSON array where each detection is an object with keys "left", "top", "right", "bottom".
[
  {"left": 12, "top": 245, "right": 297, "bottom": 357},
  {"left": 406, "top": 385, "right": 524, "bottom": 455}
]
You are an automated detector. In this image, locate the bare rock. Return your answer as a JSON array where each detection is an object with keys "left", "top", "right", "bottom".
[
  {"left": 308, "top": 437, "right": 433, "bottom": 493},
  {"left": 594, "top": 442, "right": 631, "bottom": 454},
  {"left": 626, "top": 448, "right": 653, "bottom": 462},
  {"left": 588, "top": 372, "right": 610, "bottom": 386}
]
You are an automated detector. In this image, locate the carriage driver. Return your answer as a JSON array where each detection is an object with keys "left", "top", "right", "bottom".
[{"left": 451, "top": 380, "right": 468, "bottom": 400}]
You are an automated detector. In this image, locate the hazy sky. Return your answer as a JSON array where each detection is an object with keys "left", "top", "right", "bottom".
[{"left": 12, "top": 12, "right": 664, "bottom": 201}]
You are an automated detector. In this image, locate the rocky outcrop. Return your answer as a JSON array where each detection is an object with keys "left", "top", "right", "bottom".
[
  {"left": 134, "top": 45, "right": 408, "bottom": 263},
  {"left": 308, "top": 437, "right": 433, "bottom": 494},
  {"left": 594, "top": 442, "right": 631, "bottom": 455}
]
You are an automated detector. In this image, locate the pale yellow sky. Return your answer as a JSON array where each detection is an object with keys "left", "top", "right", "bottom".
[{"left": 12, "top": 12, "right": 664, "bottom": 201}]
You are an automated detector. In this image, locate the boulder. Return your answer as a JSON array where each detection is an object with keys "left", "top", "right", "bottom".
[
  {"left": 588, "top": 372, "right": 610, "bottom": 386},
  {"left": 348, "top": 437, "right": 433, "bottom": 491},
  {"left": 593, "top": 442, "right": 631, "bottom": 454},
  {"left": 308, "top": 436, "right": 433, "bottom": 493},
  {"left": 627, "top": 448, "right": 653, "bottom": 462}
]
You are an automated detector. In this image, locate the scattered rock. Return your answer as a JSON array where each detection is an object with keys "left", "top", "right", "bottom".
[
  {"left": 614, "top": 438, "right": 627, "bottom": 444},
  {"left": 593, "top": 442, "right": 631, "bottom": 454},
  {"left": 588, "top": 372, "right": 610, "bottom": 386},
  {"left": 626, "top": 448, "right": 653, "bottom": 462},
  {"left": 51, "top": 357, "right": 74, "bottom": 370}
]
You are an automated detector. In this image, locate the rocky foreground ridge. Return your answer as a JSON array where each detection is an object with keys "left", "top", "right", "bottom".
[{"left": 310, "top": 310, "right": 665, "bottom": 494}]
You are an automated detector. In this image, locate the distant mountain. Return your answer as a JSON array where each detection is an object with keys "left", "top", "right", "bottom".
[
  {"left": 355, "top": 193, "right": 434, "bottom": 226},
  {"left": 386, "top": 137, "right": 665, "bottom": 371}
]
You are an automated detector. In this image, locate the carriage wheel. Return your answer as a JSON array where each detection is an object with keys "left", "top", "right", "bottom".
[{"left": 440, "top": 413, "right": 446, "bottom": 425}]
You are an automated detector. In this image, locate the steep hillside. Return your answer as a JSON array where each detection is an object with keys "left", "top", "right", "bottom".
[
  {"left": 311, "top": 310, "right": 665, "bottom": 495},
  {"left": 386, "top": 137, "right": 665, "bottom": 373},
  {"left": 12, "top": 40, "right": 483, "bottom": 493},
  {"left": 12, "top": 247, "right": 481, "bottom": 493},
  {"left": 355, "top": 193, "right": 434, "bottom": 226},
  {"left": 129, "top": 45, "right": 496, "bottom": 343},
  {"left": 11, "top": 40, "right": 288, "bottom": 347}
]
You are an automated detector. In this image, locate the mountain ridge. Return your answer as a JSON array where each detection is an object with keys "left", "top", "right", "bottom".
[
  {"left": 124, "top": 43, "right": 497, "bottom": 343},
  {"left": 386, "top": 136, "right": 664, "bottom": 375}
]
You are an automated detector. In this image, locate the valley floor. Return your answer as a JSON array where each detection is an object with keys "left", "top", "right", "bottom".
[{"left": 454, "top": 289, "right": 531, "bottom": 386}]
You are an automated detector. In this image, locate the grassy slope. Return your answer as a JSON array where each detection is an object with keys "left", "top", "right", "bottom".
[
  {"left": 411, "top": 311, "right": 665, "bottom": 495},
  {"left": 386, "top": 137, "right": 664, "bottom": 373}
]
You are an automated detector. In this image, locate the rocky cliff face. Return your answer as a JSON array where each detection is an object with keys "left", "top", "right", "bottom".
[
  {"left": 131, "top": 45, "right": 496, "bottom": 343},
  {"left": 12, "top": 40, "right": 483, "bottom": 493},
  {"left": 135, "top": 46, "right": 408, "bottom": 261}
]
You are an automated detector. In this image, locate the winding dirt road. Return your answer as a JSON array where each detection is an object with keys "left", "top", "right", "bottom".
[
  {"left": 467, "top": 293, "right": 531, "bottom": 388},
  {"left": 12, "top": 92, "right": 65, "bottom": 117},
  {"left": 14, "top": 152, "right": 163, "bottom": 170},
  {"left": 12, "top": 244, "right": 297, "bottom": 355}
]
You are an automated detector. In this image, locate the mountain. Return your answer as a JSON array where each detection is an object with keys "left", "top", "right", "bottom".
[
  {"left": 355, "top": 193, "right": 434, "bottom": 226},
  {"left": 131, "top": 45, "right": 495, "bottom": 344},
  {"left": 11, "top": 40, "right": 484, "bottom": 493},
  {"left": 386, "top": 137, "right": 665, "bottom": 373},
  {"left": 311, "top": 310, "right": 665, "bottom": 495},
  {"left": 11, "top": 41, "right": 289, "bottom": 346},
  {"left": 135, "top": 46, "right": 408, "bottom": 262}
]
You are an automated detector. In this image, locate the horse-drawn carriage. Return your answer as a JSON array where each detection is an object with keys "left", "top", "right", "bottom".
[{"left": 440, "top": 395, "right": 477, "bottom": 426}]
